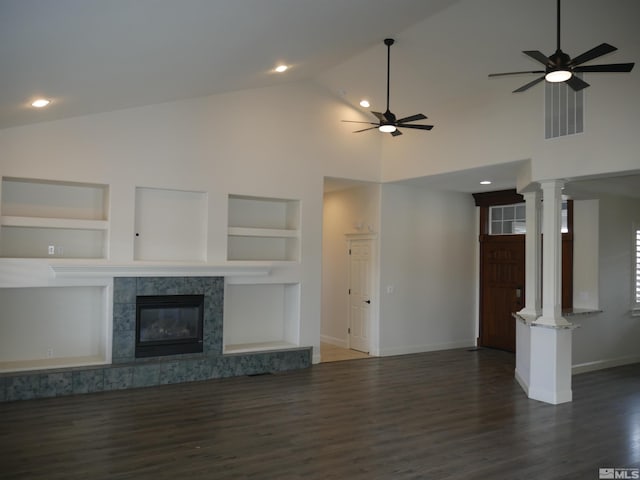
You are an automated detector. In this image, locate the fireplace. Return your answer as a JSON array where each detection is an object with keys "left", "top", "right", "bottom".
[{"left": 135, "top": 294, "right": 204, "bottom": 358}]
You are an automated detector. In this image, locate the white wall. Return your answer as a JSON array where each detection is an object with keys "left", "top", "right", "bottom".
[
  {"left": 321, "top": 183, "right": 381, "bottom": 346},
  {"left": 573, "top": 194, "right": 640, "bottom": 371},
  {"left": 572, "top": 199, "right": 599, "bottom": 310},
  {"left": 378, "top": 184, "right": 477, "bottom": 355}
]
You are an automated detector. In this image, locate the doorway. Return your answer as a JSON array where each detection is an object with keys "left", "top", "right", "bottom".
[
  {"left": 474, "top": 190, "right": 573, "bottom": 352},
  {"left": 321, "top": 179, "right": 380, "bottom": 362}
]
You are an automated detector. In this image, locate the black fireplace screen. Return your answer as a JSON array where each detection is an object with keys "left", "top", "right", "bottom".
[{"left": 135, "top": 294, "right": 204, "bottom": 358}]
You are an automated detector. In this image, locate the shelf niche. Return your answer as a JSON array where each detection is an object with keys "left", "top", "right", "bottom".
[
  {"left": 227, "top": 194, "right": 300, "bottom": 262},
  {"left": 0, "top": 177, "right": 109, "bottom": 259},
  {"left": 0, "top": 286, "right": 108, "bottom": 372},
  {"left": 223, "top": 282, "right": 300, "bottom": 353}
]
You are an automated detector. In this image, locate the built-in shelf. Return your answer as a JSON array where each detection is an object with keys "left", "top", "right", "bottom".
[
  {"left": 0, "top": 177, "right": 109, "bottom": 259},
  {"left": 0, "top": 355, "right": 107, "bottom": 373},
  {"left": 227, "top": 194, "right": 300, "bottom": 262},
  {"left": 223, "top": 341, "right": 299, "bottom": 354},
  {"left": 1, "top": 215, "right": 108, "bottom": 230},
  {"left": 224, "top": 283, "right": 300, "bottom": 352},
  {"left": 0, "top": 286, "right": 108, "bottom": 373}
]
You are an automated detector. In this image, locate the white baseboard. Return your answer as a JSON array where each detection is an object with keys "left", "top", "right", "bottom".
[
  {"left": 572, "top": 354, "right": 640, "bottom": 375},
  {"left": 378, "top": 339, "right": 476, "bottom": 357},
  {"left": 528, "top": 386, "right": 573, "bottom": 405},
  {"left": 514, "top": 369, "right": 530, "bottom": 396},
  {"left": 320, "top": 334, "right": 347, "bottom": 348}
]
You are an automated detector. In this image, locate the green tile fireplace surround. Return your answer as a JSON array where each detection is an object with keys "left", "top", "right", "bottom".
[{"left": 0, "top": 276, "right": 311, "bottom": 402}]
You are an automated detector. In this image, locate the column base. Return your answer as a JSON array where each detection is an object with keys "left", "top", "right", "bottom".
[{"left": 528, "top": 325, "right": 574, "bottom": 405}]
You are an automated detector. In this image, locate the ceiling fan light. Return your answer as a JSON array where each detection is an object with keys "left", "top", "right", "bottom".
[
  {"left": 545, "top": 69, "right": 572, "bottom": 82},
  {"left": 379, "top": 124, "right": 396, "bottom": 133},
  {"left": 31, "top": 98, "right": 51, "bottom": 108}
]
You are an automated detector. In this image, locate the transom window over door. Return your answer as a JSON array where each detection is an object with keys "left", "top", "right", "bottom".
[
  {"left": 489, "top": 203, "right": 526, "bottom": 235},
  {"left": 489, "top": 201, "right": 569, "bottom": 235}
]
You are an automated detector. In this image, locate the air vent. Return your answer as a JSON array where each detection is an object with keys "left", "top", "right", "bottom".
[{"left": 545, "top": 74, "right": 584, "bottom": 139}]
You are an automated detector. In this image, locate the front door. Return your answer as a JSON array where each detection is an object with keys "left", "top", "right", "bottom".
[
  {"left": 348, "top": 239, "right": 372, "bottom": 353},
  {"left": 479, "top": 235, "right": 525, "bottom": 352}
]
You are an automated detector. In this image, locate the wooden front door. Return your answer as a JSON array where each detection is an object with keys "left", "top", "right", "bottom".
[{"left": 479, "top": 235, "right": 524, "bottom": 352}]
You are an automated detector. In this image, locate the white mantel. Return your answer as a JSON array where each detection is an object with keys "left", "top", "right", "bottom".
[{"left": 0, "top": 259, "right": 272, "bottom": 288}]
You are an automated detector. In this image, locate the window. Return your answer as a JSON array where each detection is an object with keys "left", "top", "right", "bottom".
[
  {"left": 489, "top": 203, "right": 526, "bottom": 235},
  {"left": 489, "top": 201, "right": 569, "bottom": 235},
  {"left": 633, "top": 224, "right": 640, "bottom": 316}
]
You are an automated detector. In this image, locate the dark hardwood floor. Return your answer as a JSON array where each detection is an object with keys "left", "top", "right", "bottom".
[{"left": 1, "top": 348, "right": 639, "bottom": 479}]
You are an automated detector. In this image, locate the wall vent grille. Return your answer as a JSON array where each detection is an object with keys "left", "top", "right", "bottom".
[{"left": 545, "top": 74, "right": 584, "bottom": 139}]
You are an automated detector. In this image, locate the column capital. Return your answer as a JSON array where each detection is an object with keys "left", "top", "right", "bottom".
[{"left": 538, "top": 179, "right": 566, "bottom": 191}]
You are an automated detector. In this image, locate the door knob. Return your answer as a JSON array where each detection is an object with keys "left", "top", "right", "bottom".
[{"left": 364, "top": 300, "right": 371, "bottom": 304}]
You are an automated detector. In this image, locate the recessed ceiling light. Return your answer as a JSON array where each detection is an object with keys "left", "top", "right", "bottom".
[
  {"left": 359, "top": 99, "right": 370, "bottom": 108},
  {"left": 31, "top": 98, "right": 51, "bottom": 108},
  {"left": 480, "top": 180, "right": 492, "bottom": 185},
  {"left": 274, "top": 65, "right": 288, "bottom": 73}
]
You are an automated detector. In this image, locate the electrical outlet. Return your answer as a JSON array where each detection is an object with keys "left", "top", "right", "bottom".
[
  {"left": 46, "top": 348, "right": 54, "bottom": 358},
  {"left": 48, "top": 245, "right": 55, "bottom": 255}
]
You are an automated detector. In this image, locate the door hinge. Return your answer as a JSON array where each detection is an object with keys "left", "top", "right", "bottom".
[
  {"left": 348, "top": 328, "right": 351, "bottom": 334},
  {"left": 348, "top": 288, "right": 351, "bottom": 295},
  {"left": 349, "top": 248, "right": 351, "bottom": 255}
]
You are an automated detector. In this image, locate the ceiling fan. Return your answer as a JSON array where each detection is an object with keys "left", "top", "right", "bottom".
[
  {"left": 489, "top": 0, "right": 635, "bottom": 92},
  {"left": 342, "top": 38, "right": 433, "bottom": 137}
]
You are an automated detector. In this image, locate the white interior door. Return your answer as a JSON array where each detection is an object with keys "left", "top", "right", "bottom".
[{"left": 348, "top": 239, "right": 372, "bottom": 353}]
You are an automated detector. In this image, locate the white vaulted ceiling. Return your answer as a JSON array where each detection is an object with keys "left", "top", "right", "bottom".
[
  {"left": 3, "top": 0, "right": 638, "bottom": 131},
  {"left": 0, "top": 0, "right": 460, "bottom": 129}
]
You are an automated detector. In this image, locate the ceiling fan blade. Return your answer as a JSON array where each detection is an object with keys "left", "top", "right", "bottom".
[
  {"left": 489, "top": 70, "right": 545, "bottom": 77},
  {"left": 391, "top": 129, "right": 403, "bottom": 137},
  {"left": 371, "top": 111, "right": 386, "bottom": 122},
  {"left": 342, "top": 120, "right": 379, "bottom": 125},
  {"left": 395, "top": 113, "right": 427, "bottom": 123},
  {"left": 397, "top": 123, "right": 434, "bottom": 131},
  {"left": 565, "top": 75, "right": 590, "bottom": 91},
  {"left": 513, "top": 76, "right": 545, "bottom": 93},
  {"left": 353, "top": 126, "right": 379, "bottom": 133},
  {"left": 523, "top": 50, "right": 550, "bottom": 66},
  {"left": 570, "top": 43, "right": 617, "bottom": 66},
  {"left": 574, "top": 63, "right": 635, "bottom": 73}
]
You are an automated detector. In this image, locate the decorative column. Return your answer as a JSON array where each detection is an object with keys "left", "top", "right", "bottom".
[
  {"left": 528, "top": 179, "right": 575, "bottom": 405},
  {"left": 520, "top": 189, "right": 542, "bottom": 318},
  {"left": 514, "top": 189, "right": 541, "bottom": 395},
  {"left": 537, "top": 180, "right": 570, "bottom": 327}
]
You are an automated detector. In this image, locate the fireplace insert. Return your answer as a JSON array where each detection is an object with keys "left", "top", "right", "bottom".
[{"left": 135, "top": 294, "right": 204, "bottom": 358}]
